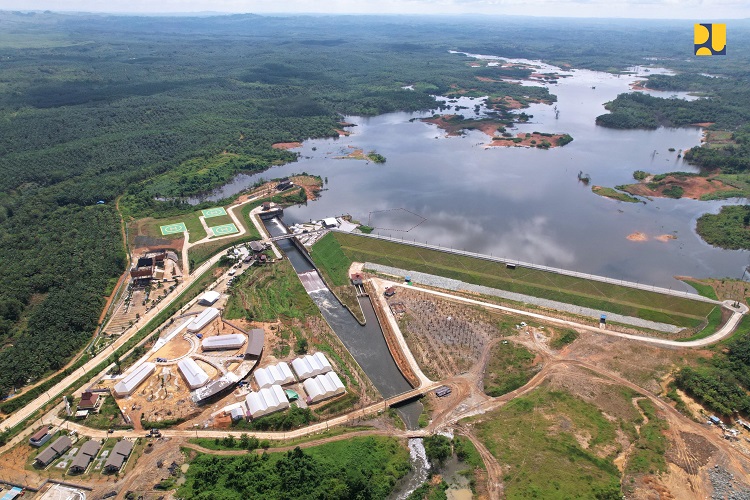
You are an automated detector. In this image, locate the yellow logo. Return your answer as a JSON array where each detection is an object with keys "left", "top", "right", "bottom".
[{"left": 695, "top": 23, "right": 726, "bottom": 56}]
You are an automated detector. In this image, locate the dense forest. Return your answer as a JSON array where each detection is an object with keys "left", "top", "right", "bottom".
[
  {"left": 675, "top": 320, "right": 750, "bottom": 417},
  {"left": 178, "top": 437, "right": 410, "bottom": 499},
  {"left": 1, "top": 11, "right": 749, "bottom": 398}
]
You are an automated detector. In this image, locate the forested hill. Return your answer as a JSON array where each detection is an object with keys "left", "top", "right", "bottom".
[{"left": 0, "top": 11, "right": 742, "bottom": 398}]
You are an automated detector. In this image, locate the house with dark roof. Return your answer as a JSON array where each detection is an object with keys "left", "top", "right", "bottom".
[
  {"left": 35, "top": 436, "right": 72, "bottom": 467},
  {"left": 68, "top": 440, "right": 101, "bottom": 474},
  {"left": 77, "top": 391, "right": 100, "bottom": 411},
  {"left": 104, "top": 440, "right": 133, "bottom": 473}
]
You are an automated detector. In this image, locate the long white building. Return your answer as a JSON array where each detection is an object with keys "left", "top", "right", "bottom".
[
  {"left": 188, "top": 307, "right": 220, "bottom": 333},
  {"left": 291, "top": 352, "right": 332, "bottom": 381},
  {"left": 201, "top": 333, "right": 246, "bottom": 351},
  {"left": 303, "top": 371, "right": 345, "bottom": 403},
  {"left": 113, "top": 362, "right": 156, "bottom": 397},
  {"left": 253, "top": 362, "right": 295, "bottom": 389},
  {"left": 245, "top": 384, "right": 289, "bottom": 418},
  {"left": 177, "top": 358, "right": 210, "bottom": 389}
]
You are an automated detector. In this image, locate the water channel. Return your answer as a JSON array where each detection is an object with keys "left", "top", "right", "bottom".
[
  {"left": 191, "top": 54, "right": 747, "bottom": 289},
  {"left": 263, "top": 218, "right": 424, "bottom": 430}
]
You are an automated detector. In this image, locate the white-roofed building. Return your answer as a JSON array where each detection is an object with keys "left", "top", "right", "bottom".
[
  {"left": 245, "top": 384, "right": 289, "bottom": 418},
  {"left": 188, "top": 307, "right": 220, "bottom": 333},
  {"left": 254, "top": 362, "right": 296, "bottom": 389},
  {"left": 291, "top": 353, "right": 332, "bottom": 380},
  {"left": 313, "top": 352, "right": 332, "bottom": 373},
  {"left": 114, "top": 362, "right": 156, "bottom": 397},
  {"left": 201, "top": 333, "right": 246, "bottom": 351},
  {"left": 303, "top": 372, "right": 346, "bottom": 403},
  {"left": 199, "top": 291, "right": 221, "bottom": 306},
  {"left": 177, "top": 358, "right": 210, "bottom": 389}
]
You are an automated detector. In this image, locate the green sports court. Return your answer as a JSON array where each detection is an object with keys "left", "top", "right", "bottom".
[
  {"left": 201, "top": 207, "right": 228, "bottom": 218},
  {"left": 211, "top": 223, "right": 239, "bottom": 236},
  {"left": 160, "top": 222, "right": 187, "bottom": 235}
]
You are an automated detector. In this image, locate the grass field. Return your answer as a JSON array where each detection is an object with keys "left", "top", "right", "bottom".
[
  {"left": 201, "top": 207, "right": 228, "bottom": 218},
  {"left": 210, "top": 223, "right": 239, "bottom": 237},
  {"left": 224, "top": 259, "right": 318, "bottom": 321},
  {"left": 205, "top": 214, "right": 234, "bottom": 227},
  {"left": 330, "top": 232, "right": 713, "bottom": 328},
  {"left": 311, "top": 233, "right": 353, "bottom": 286},
  {"left": 140, "top": 213, "right": 206, "bottom": 243},
  {"left": 483, "top": 342, "right": 538, "bottom": 397},
  {"left": 160, "top": 222, "right": 187, "bottom": 235},
  {"left": 471, "top": 387, "right": 621, "bottom": 499}
]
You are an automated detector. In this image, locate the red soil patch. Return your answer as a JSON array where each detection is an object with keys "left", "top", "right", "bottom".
[
  {"left": 272, "top": 142, "right": 302, "bottom": 150},
  {"left": 692, "top": 122, "right": 714, "bottom": 128},
  {"left": 630, "top": 81, "right": 648, "bottom": 90},
  {"left": 622, "top": 175, "right": 736, "bottom": 200},
  {"left": 335, "top": 129, "right": 351, "bottom": 136},
  {"left": 655, "top": 234, "right": 677, "bottom": 243},
  {"left": 476, "top": 76, "right": 497, "bottom": 83},
  {"left": 488, "top": 132, "right": 566, "bottom": 148},
  {"left": 627, "top": 232, "right": 648, "bottom": 242}
]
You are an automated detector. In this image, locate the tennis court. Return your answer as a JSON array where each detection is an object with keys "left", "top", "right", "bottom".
[
  {"left": 160, "top": 222, "right": 187, "bottom": 235},
  {"left": 211, "top": 223, "right": 239, "bottom": 236},
  {"left": 202, "top": 207, "right": 228, "bottom": 218}
]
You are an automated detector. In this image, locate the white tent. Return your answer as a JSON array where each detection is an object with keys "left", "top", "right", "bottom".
[
  {"left": 114, "top": 362, "right": 156, "bottom": 397},
  {"left": 291, "top": 353, "right": 332, "bottom": 380},
  {"left": 303, "top": 372, "right": 346, "bottom": 403},
  {"left": 201, "top": 333, "right": 246, "bottom": 351},
  {"left": 199, "top": 291, "right": 221, "bottom": 306},
  {"left": 245, "top": 384, "right": 289, "bottom": 418},
  {"left": 254, "top": 362, "right": 296, "bottom": 389},
  {"left": 177, "top": 358, "right": 209, "bottom": 389},
  {"left": 188, "top": 307, "right": 220, "bottom": 333}
]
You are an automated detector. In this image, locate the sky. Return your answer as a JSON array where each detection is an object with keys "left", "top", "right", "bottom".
[{"left": 0, "top": 0, "right": 748, "bottom": 19}]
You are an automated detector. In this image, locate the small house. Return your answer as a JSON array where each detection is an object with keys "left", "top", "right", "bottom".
[
  {"left": 384, "top": 287, "right": 396, "bottom": 297},
  {"left": 104, "top": 440, "right": 134, "bottom": 473},
  {"left": 350, "top": 273, "right": 364, "bottom": 286},
  {"left": 68, "top": 440, "right": 101, "bottom": 474},
  {"left": 29, "top": 426, "right": 52, "bottom": 447},
  {"left": 35, "top": 436, "right": 72, "bottom": 467},
  {"left": 78, "top": 391, "right": 100, "bottom": 411}
]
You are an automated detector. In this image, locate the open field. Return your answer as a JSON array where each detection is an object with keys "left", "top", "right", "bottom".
[
  {"left": 471, "top": 385, "right": 623, "bottom": 499},
  {"left": 387, "top": 286, "right": 500, "bottom": 380},
  {"left": 331, "top": 232, "right": 713, "bottom": 329},
  {"left": 135, "top": 213, "right": 206, "bottom": 243},
  {"left": 483, "top": 341, "right": 539, "bottom": 397}
]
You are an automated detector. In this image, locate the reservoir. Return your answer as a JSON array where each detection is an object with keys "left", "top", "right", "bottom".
[{"left": 199, "top": 54, "right": 747, "bottom": 289}]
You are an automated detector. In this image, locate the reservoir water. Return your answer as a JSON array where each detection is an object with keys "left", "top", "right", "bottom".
[{"left": 202, "top": 54, "right": 747, "bottom": 289}]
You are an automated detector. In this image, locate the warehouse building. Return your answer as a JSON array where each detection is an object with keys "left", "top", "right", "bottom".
[
  {"left": 188, "top": 307, "right": 220, "bottom": 333},
  {"left": 68, "top": 440, "right": 101, "bottom": 474},
  {"left": 245, "top": 385, "right": 289, "bottom": 419},
  {"left": 104, "top": 440, "right": 134, "bottom": 473},
  {"left": 35, "top": 436, "right": 72, "bottom": 467},
  {"left": 303, "top": 372, "right": 346, "bottom": 404},
  {"left": 254, "top": 362, "right": 295, "bottom": 389},
  {"left": 177, "top": 358, "right": 210, "bottom": 389},
  {"left": 291, "top": 352, "right": 332, "bottom": 380},
  {"left": 198, "top": 291, "right": 221, "bottom": 306},
  {"left": 113, "top": 362, "right": 156, "bottom": 397},
  {"left": 201, "top": 333, "right": 246, "bottom": 351},
  {"left": 245, "top": 328, "right": 265, "bottom": 359}
]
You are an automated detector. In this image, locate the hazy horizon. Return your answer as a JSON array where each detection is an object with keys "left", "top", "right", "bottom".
[{"left": 2, "top": 0, "right": 749, "bottom": 20}]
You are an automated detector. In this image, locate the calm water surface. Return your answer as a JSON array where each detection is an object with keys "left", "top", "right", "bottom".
[{"left": 203, "top": 55, "right": 747, "bottom": 289}]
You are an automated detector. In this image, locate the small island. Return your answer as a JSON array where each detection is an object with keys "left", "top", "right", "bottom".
[
  {"left": 618, "top": 171, "right": 738, "bottom": 200},
  {"left": 421, "top": 115, "right": 572, "bottom": 149},
  {"left": 591, "top": 186, "right": 641, "bottom": 203}
]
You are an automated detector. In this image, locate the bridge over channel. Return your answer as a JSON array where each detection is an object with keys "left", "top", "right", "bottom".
[{"left": 264, "top": 228, "right": 327, "bottom": 243}]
